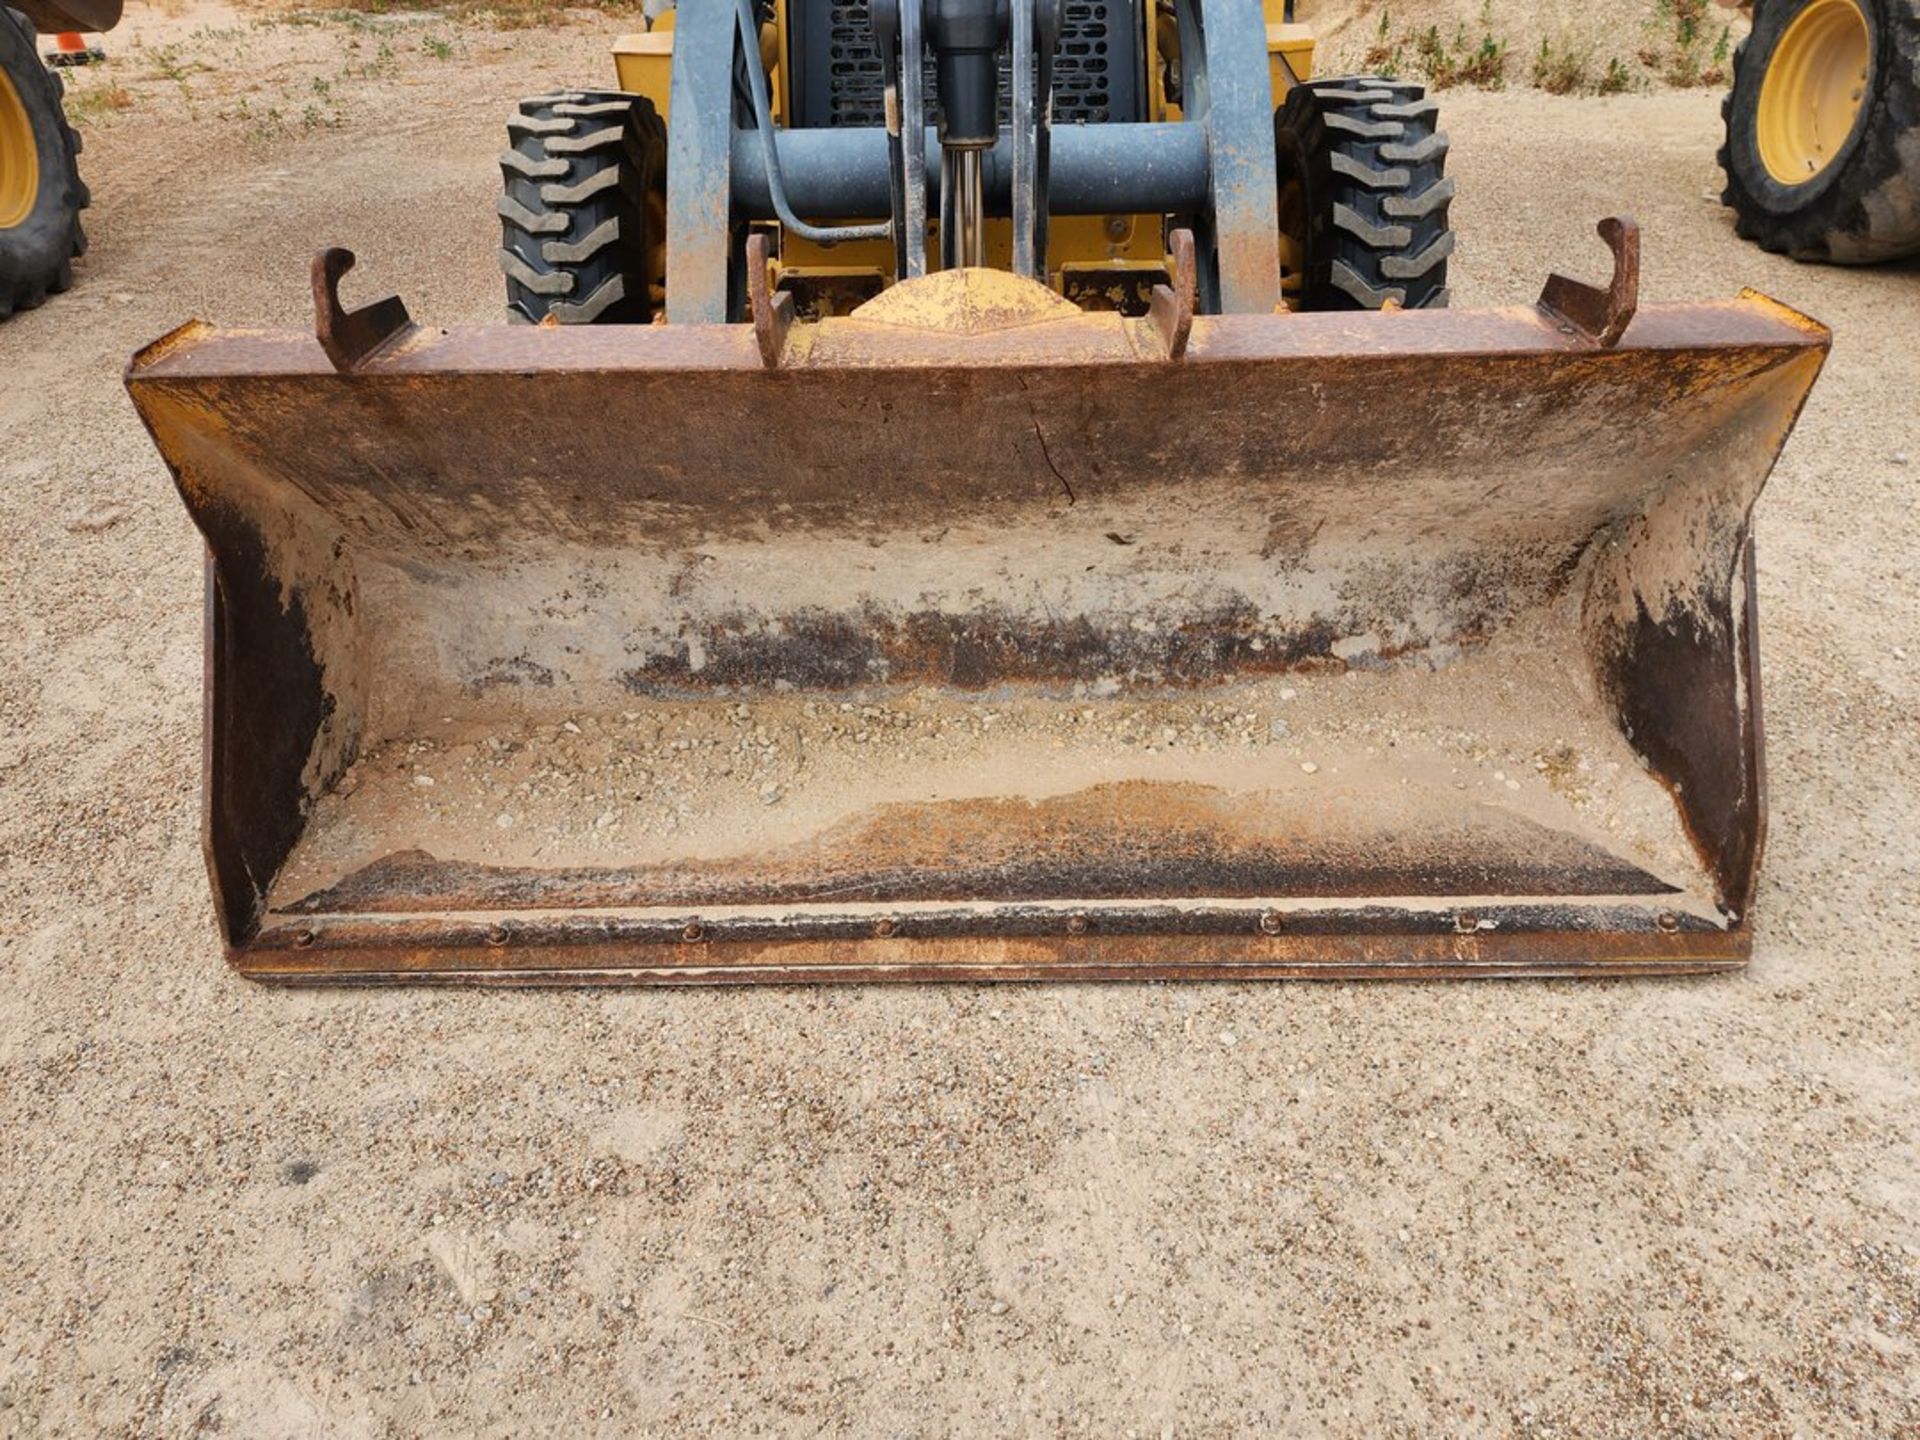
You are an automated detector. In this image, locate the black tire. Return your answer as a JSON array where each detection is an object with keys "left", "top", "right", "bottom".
[
  {"left": 1272, "top": 76, "right": 1455, "bottom": 310},
  {"left": 1720, "top": 0, "right": 1920, "bottom": 263},
  {"left": 498, "top": 90, "right": 666, "bottom": 324},
  {"left": 0, "top": 6, "right": 88, "bottom": 320}
]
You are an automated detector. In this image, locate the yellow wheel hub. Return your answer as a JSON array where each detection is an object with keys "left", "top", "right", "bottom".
[
  {"left": 1758, "top": 0, "right": 1872, "bottom": 186},
  {"left": 0, "top": 63, "right": 40, "bottom": 231}
]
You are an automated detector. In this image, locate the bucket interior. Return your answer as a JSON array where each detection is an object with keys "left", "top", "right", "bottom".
[
  {"left": 268, "top": 614, "right": 1719, "bottom": 927},
  {"left": 124, "top": 298, "right": 1827, "bottom": 971}
]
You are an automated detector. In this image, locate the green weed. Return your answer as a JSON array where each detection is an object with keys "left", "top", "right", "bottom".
[{"left": 63, "top": 79, "right": 135, "bottom": 125}]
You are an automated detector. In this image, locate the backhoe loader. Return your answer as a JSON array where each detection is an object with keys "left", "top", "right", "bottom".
[{"left": 126, "top": 0, "right": 1829, "bottom": 986}]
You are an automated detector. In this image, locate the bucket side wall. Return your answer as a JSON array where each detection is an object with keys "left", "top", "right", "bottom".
[
  {"left": 133, "top": 388, "right": 369, "bottom": 945},
  {"left": 1580, "top": 346, "right": 1827, "bottom": 915}
]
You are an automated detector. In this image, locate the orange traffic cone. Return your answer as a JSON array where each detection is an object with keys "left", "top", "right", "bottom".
[{"left": 44, "top": 32, "right": 107, "bottom": 66}]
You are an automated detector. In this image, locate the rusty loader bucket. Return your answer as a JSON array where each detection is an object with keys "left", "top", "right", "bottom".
[{"left": 126, "top": 229, "right": 1827, "bottom": 984}]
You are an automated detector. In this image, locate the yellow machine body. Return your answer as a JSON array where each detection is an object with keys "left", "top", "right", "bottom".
[{"left": 615, "top": 1, "right": 1314, "bottom": 302}]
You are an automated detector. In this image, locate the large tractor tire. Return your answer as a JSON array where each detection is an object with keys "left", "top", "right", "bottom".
[
  {"left": 497, "top": 90, "right": 667, "bottom": 324},
  {"left": 0, "top": 6, "right": 87, "bottom": 320},
  {"left": 1720, "top": 0, "right": 1920, "bottom": 262},
  {"left": 1272, "top": 76, "right": 1455, "bottom": 310}
]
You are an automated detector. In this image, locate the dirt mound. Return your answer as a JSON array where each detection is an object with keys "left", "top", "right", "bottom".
[{"left": 1309, "top": 0, "right": 1747, "bottom": 93}]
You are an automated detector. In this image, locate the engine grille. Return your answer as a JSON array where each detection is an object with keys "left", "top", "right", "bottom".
[{"left": 789, "top": 0, "right": 1142, "bottom": 130}]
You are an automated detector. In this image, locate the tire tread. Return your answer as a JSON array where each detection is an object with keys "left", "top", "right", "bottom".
[
  {"left": 1274, "top": 75, "right": 1454, "bottom": 311},
  {"left": 498, "top": 91, "right": 665, "bottom": 324}
]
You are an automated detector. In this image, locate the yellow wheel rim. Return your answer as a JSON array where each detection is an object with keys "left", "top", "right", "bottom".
[
  {"left": 1276, "top": 175, "right": 1306, "bottom": 309},
  {"left": 1757, "top": 0, "right": 1871, "bottom": 186},
  {"left": 0, "top": 64, "right": 40, "bottom": 231}
]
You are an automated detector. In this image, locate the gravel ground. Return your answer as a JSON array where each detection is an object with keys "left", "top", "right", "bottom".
[{"left": 2, "top": 5, "right": 1917, "bottom": 1435}]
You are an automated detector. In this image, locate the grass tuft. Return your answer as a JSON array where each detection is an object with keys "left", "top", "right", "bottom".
[{"left": 63, "top": 79, "right": 136, "bottom": 124}]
